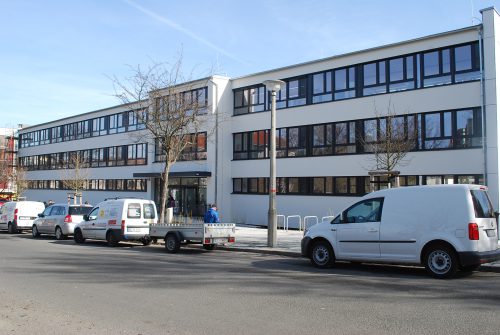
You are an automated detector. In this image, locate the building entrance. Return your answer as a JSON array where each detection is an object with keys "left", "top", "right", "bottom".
[{"left": 154, "top": 177, "right": 208, "bottom": 217}]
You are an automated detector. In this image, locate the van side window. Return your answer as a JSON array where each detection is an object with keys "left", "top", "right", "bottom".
[
  {"left": 343, "top": 198, "right": 384, "bottom": 223},
  {"left": 143, "top": 204, "right": 156, "bottom": 219},
  {"left": 127, "top": 203, "right": 141, "bottom": 218}
]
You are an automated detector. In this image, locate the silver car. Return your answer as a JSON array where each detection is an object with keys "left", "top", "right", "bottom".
[{"left": 32, "top": 203, "right": 93, "bottom": 240}]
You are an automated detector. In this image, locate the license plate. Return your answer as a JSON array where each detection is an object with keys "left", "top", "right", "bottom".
[
  {"left": 213, "top": 238, "right": 228, "bottom": 243},
  {"left": 486, "top": 230, "right": 496, "bottom": 237},
  {"left": 128, "top": 228, "right": 140, "bottom": 232},
  {"left": 19, "top": 216, "right": 30, "bottom": 220}
]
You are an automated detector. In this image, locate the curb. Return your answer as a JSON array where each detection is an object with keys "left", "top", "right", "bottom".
[{"left": 219, "top": 246, "right": 302, "bottom": 258}]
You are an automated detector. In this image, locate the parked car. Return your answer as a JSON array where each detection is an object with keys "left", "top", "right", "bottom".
[
  {"left": 0, "top": 201, "right": 46, "bottom": 233},
  {"left": 301, "top": 184, "right": 500, "bottom": 278},
  {"left": 73, "top": 198, "right": 157, "bottom": 246},
  {"left": 32, "top": 203, "right": 93, "bottom": 240}
]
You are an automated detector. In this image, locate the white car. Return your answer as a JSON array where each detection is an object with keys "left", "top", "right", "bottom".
[
  {"left": 73, "top": 198, "right": 157, "bottom": 246},
  {"left": 32, "top": 203, "right": 93, "bottom": 240},
  {"left": 301, "top": 184, "right": 500, "bottom": 278},
  {"left": 0, "top": 201, "right": 46, "bottom": 233}
]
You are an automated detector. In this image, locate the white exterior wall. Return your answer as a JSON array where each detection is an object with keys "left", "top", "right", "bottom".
[
  {"left": 229, "top": 23, "right": 490, "bottom": 226},
  {"left": 482, "top": 7, "right": 500, "bottom": 209},
  {"left": 18, "top": 10, "right": 500, "bottom": 226}
]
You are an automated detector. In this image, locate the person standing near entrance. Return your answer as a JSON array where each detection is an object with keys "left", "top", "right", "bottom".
[{"left": 204, "top": 204, "right": 220, "bottom": 223}]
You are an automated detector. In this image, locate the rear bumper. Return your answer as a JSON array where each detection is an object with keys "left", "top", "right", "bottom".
[{"left": 458, "top": 249, "right": 500, "bottom": 267}]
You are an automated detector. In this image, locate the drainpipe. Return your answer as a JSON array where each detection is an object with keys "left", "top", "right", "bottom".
[
  {"left": 209, "top": 78, "right": 219, "bottom": 207},
  {"left": 478, "top": 25, "right": 488, "bottom": 186}
]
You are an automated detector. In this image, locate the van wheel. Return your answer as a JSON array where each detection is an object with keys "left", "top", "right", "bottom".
[
  {"left": 106, "top": 231, "right": 119, "bottom": 247},
  {"left": 424, "top": 245, "right": 458, "bottom": 279},
  {"left": 8, "top": 223, "right": 17, "bottom": 234},
  {"left": 203, "top": 244, "right": 216, "bottom": 251},
  {"left": 32, "top": 225, "right": 40, "bottom": 238},
  {"left": 310, "top": 240, "right": 335, "bottom": 268},
  {"left": 74, "top": 229, "right": 85, "bottom": 244},
  {"left": 165, "top": 234, "right": 180, "bottom": 253},
  {"left": 55, "top": 227, "right": 66, "bottom": 240}
]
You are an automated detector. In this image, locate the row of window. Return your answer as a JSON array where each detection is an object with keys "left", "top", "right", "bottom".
[
  {"left": 19, "top": 144, "right": 148, "bottom": 171},
  {"left": 154, "top": 132, "right": 208, "bottom": 162},
  {"left": 233, "top": 107, "right": 482, "bottom": 160},
  {"left": 233, "top": 42, "right": 480, "bottom": 115},
  {"left": 27, "top": 179, "right": 147, "bottom": 192},
  {"left": 19, "top": 87, "right": 208, "bottom": 148},
  {"left": 233, "top": 175, "right": 483, "bottom": 197}
]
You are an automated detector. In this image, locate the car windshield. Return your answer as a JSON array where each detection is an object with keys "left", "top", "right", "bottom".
[{"left": 69, "top": 206, "right": 93, "bottom": 216}]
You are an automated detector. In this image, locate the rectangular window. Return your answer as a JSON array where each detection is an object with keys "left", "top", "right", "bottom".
[
  {"left": 312, "top": 71, "right": 332, "bottom": 103},
  {"left": 249, "top": 130, "right": 269, "bottom": 159},
  {"left": 312, "top": 124, "right": 333, "bottom": 156},
  {"left": 286, "top": 77, "right": 307, "bottom": 107},
  {"left": 363, "top": 61, "right": 387, "bottom": 96},
  {"left": 454, "top": 43, "right": 481, "bottom": 82},
  {"left": 334, "top": 66, "right": 356, "bottom": 100},
  {"left": 233, "top": 133, "right": 249, "bottom": 160},
  {"left": 287, "top": 127, "right": 307, "bottom": 157},
  {"left": 334, "top": 121, "right": 356, "bottom": 154},
  {"left": 422, "top": 48, "right": 452, "bottom": 87},
  {"left": 389, "top": 55, "right": 415, "bottom": 92},
  {"left": 234, "top": 86, "right": 266, "bottom": 115}
]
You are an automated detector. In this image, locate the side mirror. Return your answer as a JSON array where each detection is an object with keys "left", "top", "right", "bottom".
[
  {"left": 83, "top": 214, "right": 89, "bottom": 221},
  {"left": 38, "top": 213, "right": 44, "bottom": 218}
]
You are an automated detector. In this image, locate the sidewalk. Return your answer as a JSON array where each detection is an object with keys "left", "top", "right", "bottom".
[{"left": 220, "top": 226, "right": 500, "bottom": 273}]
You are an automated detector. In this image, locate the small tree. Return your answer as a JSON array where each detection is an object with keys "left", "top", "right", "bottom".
[
  {"left": 61, "top": 152, "right": 90, "bottom": 203},
  {"left": 13, "top": 166, "right": 28, "bottom": 200},
  {"left": 360, "top": 101, "right": 417, "bottom": 189},
  {"left": 111, "top": 56, "right": 213, "bottom": 223}
]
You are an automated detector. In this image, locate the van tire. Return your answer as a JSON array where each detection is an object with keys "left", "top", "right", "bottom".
[
  {"left": 74, "top": 229, "right": 85, "bottom": 244},
  {"left": 106, "top": 231, "right": 119, "bottom": 247},
  {"left": 310, "top": 240, "right": 335, "bottom": 268},
  {"left": 55, "top": 227, "right": 66, "bottom": 240},
  {"left": 32, "top": 225, "right": 40, "bottom": 238},
  {"left": 424, "top": 245, "right": 458, "bottom": 279},
  {"left": 203, "top": 244, "right": 216, "bottom": 251},
  {"left": 165, "top": 234, "right": 180, "bottom": 253},
  {"left": 8, "top": 223, "right": 17, "bottom": 234}
]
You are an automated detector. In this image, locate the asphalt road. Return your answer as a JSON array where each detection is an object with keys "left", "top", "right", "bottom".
[{"left": 1, "top": 232, "right": 500, "bottom": 335}]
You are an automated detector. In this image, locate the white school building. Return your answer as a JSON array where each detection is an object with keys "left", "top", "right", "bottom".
[{"left": 17, "top": 7, "right": 500, "bottom": 227}]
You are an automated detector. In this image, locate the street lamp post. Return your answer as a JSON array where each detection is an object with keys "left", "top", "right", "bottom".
[{"left": 263, "top": 79, "right": 285, "bottom": 247}]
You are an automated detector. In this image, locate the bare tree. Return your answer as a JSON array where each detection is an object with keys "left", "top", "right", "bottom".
[
  {"left": 360, "top": 101, "right": 417, "bottom": 188},
  {"left": 0, "top": 154, "right": 14, "bottom": 197},
  {"left": 13, "top": 166, "right": 28, "bottom": 200},
  {"left": 111, "top": 56, "right": 213, "bottom": 223},
  {"left": 61, "top": 152, "right": 90, "bottom": 203}
]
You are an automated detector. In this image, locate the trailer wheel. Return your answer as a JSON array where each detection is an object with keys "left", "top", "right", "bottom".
[
  {"left": 165, "top": 234, "right": 180, "bottom": 253},
  {"left": 141, "top": 236, "right": 152, "bottom": 246},
  {"left": 203, "top": 244, "right": 216, "bottom": 251}
]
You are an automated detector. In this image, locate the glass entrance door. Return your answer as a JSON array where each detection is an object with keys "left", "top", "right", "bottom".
[{"left": 155, "top": 177, "right": 207, "bottom": 217}]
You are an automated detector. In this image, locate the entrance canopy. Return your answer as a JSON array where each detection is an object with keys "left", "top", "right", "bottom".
[{"left": 133, "top": 171, "right": 212, "bottom": 178}]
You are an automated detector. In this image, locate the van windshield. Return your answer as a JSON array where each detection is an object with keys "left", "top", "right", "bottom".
[
  {"left": 470, "top": 190, "right": 495, "bottom": 218},
  {"left": 69, "top": 206, "right": 93, "bottom": 216}
]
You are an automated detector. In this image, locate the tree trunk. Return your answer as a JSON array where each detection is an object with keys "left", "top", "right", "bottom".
[{"left": 159, "top": 164, "right": 171, "bottom": 223}]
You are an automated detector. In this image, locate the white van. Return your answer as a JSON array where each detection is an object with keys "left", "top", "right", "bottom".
[
  {"left": 301, "top": 184, "right": 500, "bottom": 278},
  {"left": 73, "top": 198, "right": 157, "bottom": 246},
  {"left": 0, "top": 201, "right": 46, "bottom": 233}
]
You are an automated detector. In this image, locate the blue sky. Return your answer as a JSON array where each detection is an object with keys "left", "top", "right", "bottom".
[{"left": 0, "top": 0, "right": 499, "bottom": 127}]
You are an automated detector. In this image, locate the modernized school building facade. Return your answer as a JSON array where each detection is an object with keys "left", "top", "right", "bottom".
[{"left": 17, "top": 7, "right": 500, "bottom": 226}]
